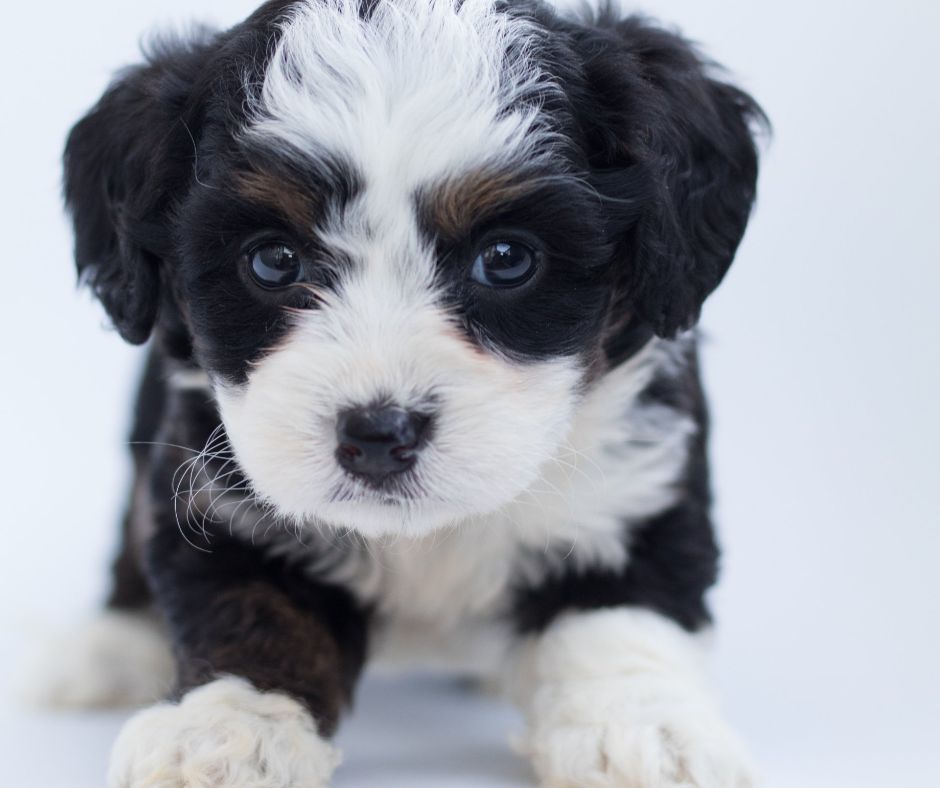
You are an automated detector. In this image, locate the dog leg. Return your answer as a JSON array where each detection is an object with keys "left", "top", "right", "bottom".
[
  {"left": 510, "top": 607, "right": 755, "bottom": 788},
  {"left": 106, "top": 523, "right": 369, "bottom": 788}
]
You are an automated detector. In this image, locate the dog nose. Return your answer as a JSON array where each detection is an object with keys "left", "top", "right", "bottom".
[{"left": 336, "top": 406, "right": 430, "bottom": 481}]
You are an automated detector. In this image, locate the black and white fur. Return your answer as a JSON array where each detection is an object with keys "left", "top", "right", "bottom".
[{"left": 44, "top": 0, "right": 765, "bottom": 785}]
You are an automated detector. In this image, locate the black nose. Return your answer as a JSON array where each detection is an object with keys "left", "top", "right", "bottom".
[{"left": 336, "top": 406, "right": 431, "bottom": 482}]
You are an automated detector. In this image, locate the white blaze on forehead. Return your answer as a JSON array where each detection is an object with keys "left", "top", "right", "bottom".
[{"left": 244, "top": 0, "right": 557, "bottom": 193}]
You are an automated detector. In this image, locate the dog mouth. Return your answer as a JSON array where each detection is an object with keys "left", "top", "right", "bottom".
[{"left": 327, "top": 474, "right": 427, "bottom": 506}]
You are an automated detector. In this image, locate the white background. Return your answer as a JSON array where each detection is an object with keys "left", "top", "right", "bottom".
[{"left": 1, "top": 1, "right": 938, "bottom": 785}]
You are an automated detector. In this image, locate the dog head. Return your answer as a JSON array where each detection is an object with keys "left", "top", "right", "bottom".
[{"left": 65, "top": 0, "right": 763, "bottom": 536}]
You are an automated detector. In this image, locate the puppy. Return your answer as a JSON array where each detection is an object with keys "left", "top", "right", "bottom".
[{"left": 51, "top": 0, "right": 764, "bottom": 785}]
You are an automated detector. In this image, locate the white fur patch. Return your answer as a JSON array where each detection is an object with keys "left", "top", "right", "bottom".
[
  {"left": 245, "top": 0, "right": 557, "bottom": 187},
  {"left": 508, "top": 608, "right": 756, "bottom": 788},
  {"left": 23, "top": 610, "right": 175, "bottom": 709},
  {"left": 108, "top": 677, "right": 340, "bottom": 788}
]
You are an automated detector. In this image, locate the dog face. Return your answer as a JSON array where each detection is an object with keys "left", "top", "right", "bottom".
[{"left": 65, "top": 0, "right": 762, "bottom": 536}]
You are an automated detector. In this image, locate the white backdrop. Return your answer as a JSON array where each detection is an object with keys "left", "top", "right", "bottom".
[{"left": 1, "top": 1, "right": 938, "bottom": 786}]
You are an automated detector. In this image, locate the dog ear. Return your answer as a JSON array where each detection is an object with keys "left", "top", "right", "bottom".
[
  {"left": 563, "top": 13, "right": 766, "bottom": 343},
  {"left": 63, "top": 35, "right": 215, "bottom": 344}
]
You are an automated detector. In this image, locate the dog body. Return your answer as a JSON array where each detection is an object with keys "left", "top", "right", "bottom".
[{"left": 51, "top": 1, "right": 763, "bottom": 785}]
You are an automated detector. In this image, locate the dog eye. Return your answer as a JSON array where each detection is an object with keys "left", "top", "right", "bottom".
[
  {"left": 247, "top": 243, "right": 302, "bottom": 289},
  {"left": 470, "top": 240, "right": 537, "bottom": 288}
]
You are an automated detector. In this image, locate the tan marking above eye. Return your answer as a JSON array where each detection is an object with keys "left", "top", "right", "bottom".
[
  {"left": 428, "top": 169, "right": 540, "bottom": 239},
  {"left": 232, "top": 170, "right": 320, "bottom": 228}
]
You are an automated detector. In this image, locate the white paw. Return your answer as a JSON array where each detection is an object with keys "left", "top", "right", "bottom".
[
  {"left": 108, "top": 677, "right": 340, "bottom": 788},
  {"left": 23, "top": 610, "right": 175, "bottom": 709},
  {"left": 512, "top": 608, "right": 757, "bottom": 788},
  {"left": 521, "top": 680, "right": 755, "bottom": 787}
]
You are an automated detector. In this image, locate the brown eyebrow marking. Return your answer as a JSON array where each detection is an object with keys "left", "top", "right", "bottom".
[
  {"left": 232, "top": 170, "right": 320, "bottom": 228},
  {"left": 424, "top": 168, "right": 542, "bottom": 239}
]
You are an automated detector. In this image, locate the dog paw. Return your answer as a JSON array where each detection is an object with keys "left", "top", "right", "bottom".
[
  {"left": 23, "top": 610, "right": 175, "bottom": 709},
  {"left": 521, "top": 680, "right": 755, "bottom": 788},
  {"left": 108, "top": 677, "right": 340, "bottom": 788},
  {"left": 511, "top": 609, "right": 758, "bottom": 788}
]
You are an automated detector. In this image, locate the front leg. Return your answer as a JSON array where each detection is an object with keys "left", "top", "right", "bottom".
[
  {"left": 510, "top": 608, "right": 754, "bottom": 788},
  {"left": 109, "top": 523, "right": 369, "bottom": 788},
  {"left": 508, "top": 454, "right": 755, "bottom": 788}
]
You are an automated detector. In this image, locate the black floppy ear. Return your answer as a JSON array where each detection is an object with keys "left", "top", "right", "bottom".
[
  {"left": 566, "top": 13, "right": 766, "bottom": 340},
  {"left": 64, "top": 35, "right": 214, "bottom": 344}
]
